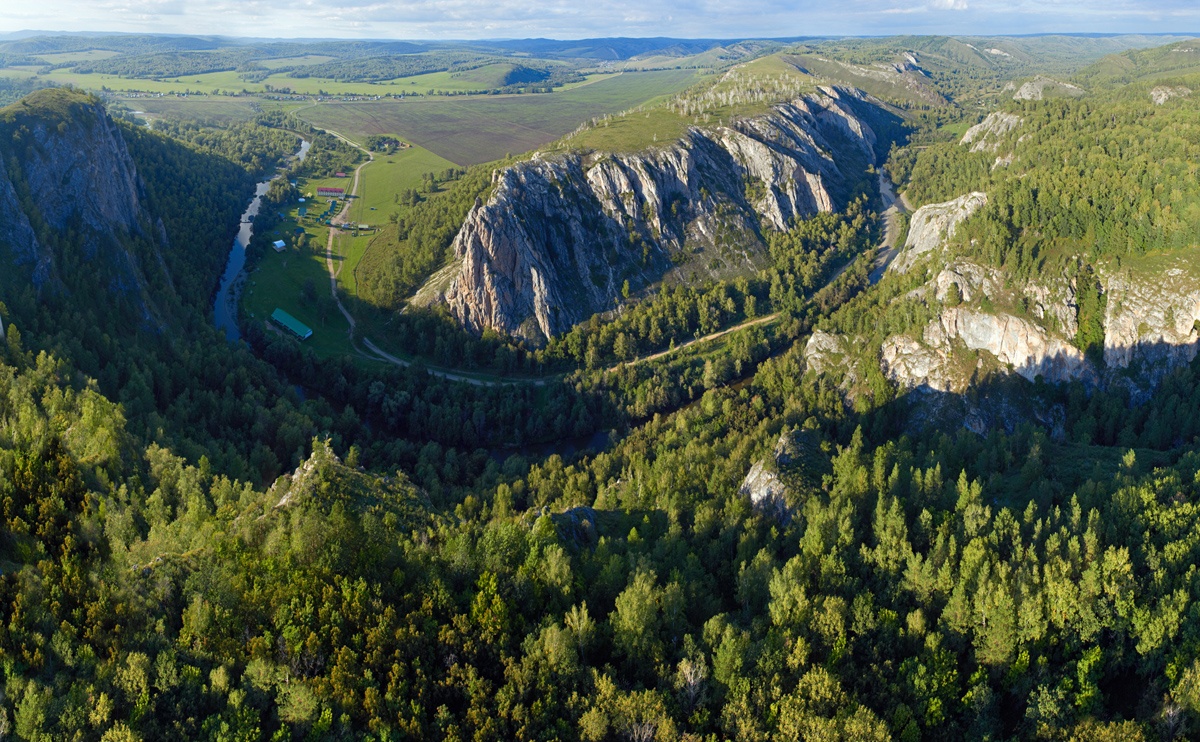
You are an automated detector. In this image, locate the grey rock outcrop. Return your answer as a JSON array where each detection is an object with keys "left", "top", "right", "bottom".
[
  {"left": 0, "top": 91, "right": 169, "bottom": 323},
  {"left": 1012, "top": 76, "right": 1084, "bottom": 102},
  {"left": 431, "top": 87, "right": 883, "bottom": 343},
  {"left": 1151, "top": 86, "right": 1191, "bottom": 105},
  {"left": 882, "top": 309, "right": 1092, "bottom": 393},
  {"left": 803, "top": 330, "right": 853, "bottom": 378},
  {"left": 960, "top": 112, "right": 1022, "bottom": 153},
  {"left": 933, "top": 259, "right": 1002, "bottom": 304},
  {"left": 739, "top": 433, "right": 807, "bottom": 522},
  {"left": 740, "top": 461, "right": 790, "bottom": 521},
  {"left": 889, "top": 192, "right": 987, "bottom": 274},
  {"left": 1102, "top": 267, "right": 1200, "bottom": 376}
]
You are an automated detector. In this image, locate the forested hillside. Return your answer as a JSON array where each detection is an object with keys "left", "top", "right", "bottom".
[{"left": 1, "top": 37, "right": 1200, "bottom": 742}]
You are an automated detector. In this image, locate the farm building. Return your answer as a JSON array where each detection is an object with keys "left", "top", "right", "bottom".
[
  {"left": 271, "top": 309, "right": 313, "bottom": 340},
  {"left": 317, "top": 186, "right": 345, "bottom": 198},
  {"left": 272, "top": 240, "right": 287, "bottom": 252},
  {"left": 335, "top": 172, "right": 347, "bottom": 178}
]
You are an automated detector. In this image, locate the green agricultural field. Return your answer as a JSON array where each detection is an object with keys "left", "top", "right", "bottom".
[
  {"left": 391, "top": 63, "right": 526, "bottom": 93},
  {"left": 552, "top": 55, "right": 818, "bottom": 154},
  {"left": 331, "top": 230, "right": 377, "bottom": 300},
  {"left": 350, "top": 143, "right": 458, "bottom": 219},
  {"left": 294, "top": 69, "right": 701, "bottom": 165},
  {"left": 0, "top": 68, "right": 40, "bottom": 80},
  {"left": 116, "top": 95, "right": 266, "bottom": 122},
  {"left": 333, "top": 143, "right": 459, "bottom": 295}
]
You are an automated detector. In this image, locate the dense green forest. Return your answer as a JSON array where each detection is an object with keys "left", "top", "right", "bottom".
[{"left": 2, "top": 36, "right": 1200, "bottom": 741}]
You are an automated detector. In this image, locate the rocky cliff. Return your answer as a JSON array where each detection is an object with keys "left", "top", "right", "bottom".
[
  {"left": 0, "top": 89, "right": 168, "bottom": 322},
  {"left": 888, "top": 192, "right": 987, "bottom": 274},
  {"left": 1011, "top": 76, "right": 1085, "bottom": 101},
  {"left": 429, "top": 86, "right": 885, "bottom": 343},
  {"left": 809, "top": 193, "right": 1200, "bottom": 417},
  {"left": 960, "top": 112, "right": 1022, "bottom": 153},
  {"left": 1102, "top": 263, "right": 1200, "bottom": 379}
]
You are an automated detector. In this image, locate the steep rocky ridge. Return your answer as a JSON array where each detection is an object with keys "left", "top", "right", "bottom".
[
  {"left": 810, "top": 208, "right": 1200, "bottom": 420},
  {"left": 0, "top": 89, "right": 170, "bottom": 324},
  {"left": 428, "top": 86, "right": 890, "bottom": 344},
  {"left": 960, "top": 112, "right": 1022, "bottom": 153},
  {"left": 1102, "top": 261, "right": 1200, "bottom": 379},
  {"left": 1012, "top": 76, "right": 1085, "bottom": 101},
  {"left": 888, "top": 192, "right": 987, "bottom": 274}
]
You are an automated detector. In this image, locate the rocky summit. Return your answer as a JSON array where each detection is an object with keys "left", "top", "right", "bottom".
[{"left": 431, "top": 86, "right": 884, "bottom": 343}]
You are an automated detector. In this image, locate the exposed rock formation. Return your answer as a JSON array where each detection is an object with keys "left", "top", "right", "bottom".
[
  {"left": 432, "top": 87, "right": 885, "bottom": 343},
  {"left": 739, "top": 432, "right": 810, "bottom": 522},
  {"left": 800, "top": 55, "right": 947, "bottom": 106},
  {"left": 889, "top": 192, "right": 987, "bottom": 274},
  {"left": 1102, "top": 266, "right": 1200, "bottom": 376},
  {"left": 740, "top": 460, "right": 790, "bottom": 521},
  {"left": 1151, "top": 86, "right": 1191, "bottom": 105},
  {"left": 960, "top": 112, "right": 1022, "bottom": 153},
  {"left": 1012, "top": 76, "right": 1084, "bottom": 102},
  {"left": 883, "top": 309, "right": 1092, "bottom": 392},
  {"left": 0, "top": 90, "right": 168, "bottom": 323},
  {"left": 803, "top": 330, "right": 853, "bottom": 378}
]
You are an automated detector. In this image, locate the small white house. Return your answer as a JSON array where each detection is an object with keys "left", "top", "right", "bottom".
[{"left": 272, "top": 240, "right": 287, "bottom": 252}]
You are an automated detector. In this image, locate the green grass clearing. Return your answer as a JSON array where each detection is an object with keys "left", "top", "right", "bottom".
[
  {"left": 115, "top": 95, "right": 265, "bottom": 123},
  {"left": 241, "top": 222, "right": 355, "bottom": 358},
  {"left": 0, "top": 67, "right": 41, "bottom": 80},
  {"left": 351, "top": 142, "right": 458, "bottom": 220},
  {"left": 294, "top": 69, "right": 701, "bottom": 165}
]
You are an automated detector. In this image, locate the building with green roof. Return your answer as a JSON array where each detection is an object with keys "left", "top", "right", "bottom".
[{"left": 271, "top": 308, "right": 313, "bottom": 340}]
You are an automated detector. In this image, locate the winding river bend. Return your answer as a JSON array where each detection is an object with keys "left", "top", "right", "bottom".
[{"left": 213, "top": 138, "right": 310, "bottom": 341}]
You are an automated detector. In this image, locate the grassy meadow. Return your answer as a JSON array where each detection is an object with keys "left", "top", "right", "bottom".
[{"left": 294, "top": 69, "right": 701, "bottom": 165}]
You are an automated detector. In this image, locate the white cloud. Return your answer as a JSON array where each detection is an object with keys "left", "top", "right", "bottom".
[{"left": 930, "top": 0, "right": 968, "bottom": 9}]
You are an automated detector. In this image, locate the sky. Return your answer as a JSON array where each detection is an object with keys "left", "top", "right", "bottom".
[{"left": 1, "top": 0, "right": 1198, "bottom": 40}]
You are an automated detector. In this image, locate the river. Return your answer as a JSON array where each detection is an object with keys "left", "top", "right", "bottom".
[{"left": 213, "top": 138, "right": 310, "bottom": 341}]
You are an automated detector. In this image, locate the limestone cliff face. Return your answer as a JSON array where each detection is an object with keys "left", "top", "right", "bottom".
[
  {"left": 1012, "top": 76, "right": 1084, "bottom": 102},
  {"left": 433, "top": 86, "right": 882, "bottom": 343},
  {"left": 960, "top": 112, "right": 1022, "bottom": 153},
  {"left": 882, "top": 308, "right": 1093, "bottom": 392},
  {"left": 1151, "top": 86, "right": 1191, "bottom": 105},
  {"left": 889, "top": 192, "right": 987, "bottom": 274},
  {"left": 815, "top": 239, "right": 1200, "bottom": 409},
  {"left": 1102, "top": 265, "right": 1200, "bottom": 378},
  {"left": 0, "top": 91, "right": 167, "bottom": 322}
]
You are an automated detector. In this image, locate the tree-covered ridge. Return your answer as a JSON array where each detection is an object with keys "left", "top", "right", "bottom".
[
  {"left": 6, "top": 38, "right": 1200, "bottom": 741},
  {"left": 897, "top": 90, "right": 1200, "bottom": 280},
  {"left": 3, "top": 326, "right": 1200, "bottom": 738},
  {"left": 147, "top": 118, "right": 299, "bottom": 178}
]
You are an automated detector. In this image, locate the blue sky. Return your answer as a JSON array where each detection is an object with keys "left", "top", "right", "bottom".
[{"left": 1, "top": 0, "right": 1198, "bottom": 39}]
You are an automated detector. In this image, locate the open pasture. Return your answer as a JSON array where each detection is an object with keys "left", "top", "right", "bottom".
[{"left": 294, "top": 69, "right": 700, "bottom": 165}]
